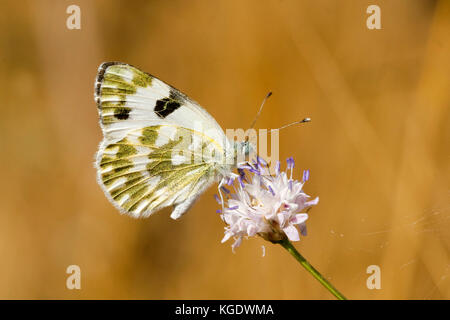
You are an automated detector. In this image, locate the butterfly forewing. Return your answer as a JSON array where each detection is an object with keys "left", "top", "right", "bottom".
[{"left": 95, "top": 62, "right": 231, "bottom": 219}]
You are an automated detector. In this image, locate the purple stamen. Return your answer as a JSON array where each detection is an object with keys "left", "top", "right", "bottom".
[
  {"left": 216, "top": 209, "right": 222, "bottom": 214},
  {"left": 214, "top": 194, "right": 222, "bottom": 204},
  {"left": 302, "top": 169, "right": 310, "bottom": 182},
  {"left": 268, "top": 185, "right": 275, "bottom": 196},
  {"left": 289, "top": 180, "right": 293, "bottom": 191},
  {"left": 227, "top": 176, "right": 235, "bottom": 185},
  {"left": 257, "top": 156, "right": 268, "bottom": 167},
  {"left": 286, "top": 157, "right": 295, "bottom": 170},
  {"left": 249, "top": 168, "right": 260, "bottom": 175},
  {"left": 228, "top": 205, "right": 239, "bottom": 210},
  {"left": 238, "top": 176, "right": 245, "bottom": 188},
  {"left": 252, "top": 160, "right": 260, "bottom": 171},
  {"left": 287, "top": 157, "right": 295, "bottom": 179},
  {"left": 221, "top": 186, "right": 230, "bottom": 194},
  {"left": 237, "top": 168, "right": 248, "bottom": 182}
]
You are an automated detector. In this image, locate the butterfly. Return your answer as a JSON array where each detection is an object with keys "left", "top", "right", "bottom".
[{"left": 94, "top": 62, "right": 253, "bottom": 219}]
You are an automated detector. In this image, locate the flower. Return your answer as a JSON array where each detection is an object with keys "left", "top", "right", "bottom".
[{"left": 217, "top": 157, "right": 319, "bottom": 251}]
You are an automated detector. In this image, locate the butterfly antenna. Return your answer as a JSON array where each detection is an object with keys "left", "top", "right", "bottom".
[
  {"left": 271, "top": 118, "right": 311, "bottom": 132},
  {"left": 250, "top": 91, "right": 272, "bottom": 130}
]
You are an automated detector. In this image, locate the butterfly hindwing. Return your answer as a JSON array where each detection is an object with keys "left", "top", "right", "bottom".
[
  {"left": 95, "top": 62, "right": 231, "bottom": 219},
  {"left": 97, "top": 125, "right": 218, "bottom": 218}
]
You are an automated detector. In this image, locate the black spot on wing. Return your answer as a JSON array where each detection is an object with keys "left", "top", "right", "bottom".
[
  {"left": 154, "top": 99, "right": 181, "bottom": 118},
  {"left": 114, "top": 107, "right": 131, "bottom": 120},
  {"left": 154, "top": 90, "right": 183, "bottom": 118}
]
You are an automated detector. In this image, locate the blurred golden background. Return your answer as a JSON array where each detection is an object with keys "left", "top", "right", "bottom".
[{"left": 0, "top": 0, "right": 448, "bottom": 299}]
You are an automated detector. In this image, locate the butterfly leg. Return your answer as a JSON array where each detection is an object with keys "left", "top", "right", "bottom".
[{"left": 217, "top": 177, "right": 226, "bottom": 213}]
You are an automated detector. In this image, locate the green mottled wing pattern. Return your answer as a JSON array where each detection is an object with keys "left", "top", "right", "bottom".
[
  {"left": 95, "top": 62, "right": 230, "bottom": 219},
  {"left": 97, "top": 125, "right": 218, "bottom": 218}
]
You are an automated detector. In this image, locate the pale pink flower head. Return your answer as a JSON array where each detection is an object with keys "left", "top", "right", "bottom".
[{"left": 217, "top": 157, "right": 319, "bottom": 251}]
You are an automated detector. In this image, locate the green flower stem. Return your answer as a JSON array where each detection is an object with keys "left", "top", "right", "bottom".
[{"left": 279, "top": 238, "right": 347, "bottom": 300}]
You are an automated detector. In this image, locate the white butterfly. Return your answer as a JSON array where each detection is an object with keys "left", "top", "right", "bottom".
[{"left": 94, "top": 62, "right": 252, "bottom": 219}]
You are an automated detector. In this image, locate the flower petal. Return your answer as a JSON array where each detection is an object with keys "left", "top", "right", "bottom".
[
  {"left": 247, "top": 224, "right": 257, "bottom": 236},
  {"left": 218, "top": 156, "right": 318, "bottom": 251},
  {"left": 283, "top": 225, "right": 300, "bottom": 241},
  {"left": 221, "top": 231, "right": 233, "bottom": 243},
  {"left": 232, "top": 237, "right": 243, "bottom": 252},
  {"left": 277, "top": 213, "right": 287, "bottom": 226},
  {"left": 305, "top": 196, "right": 319, "bottom": 207},
  {"left": 291, "top": 213, "right": 308, "bottom": 225},
  {"left": 299, "top": 223, "right": 308, "bottom": 236}
]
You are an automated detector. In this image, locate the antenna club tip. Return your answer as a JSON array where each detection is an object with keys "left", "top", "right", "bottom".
[
  {"left": 302, "top": 117, "right": 311, "bottom": 122},
  {"left": 267, "top": 92, "right": 272, "bottom": 98}
]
